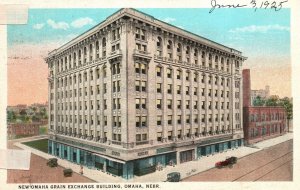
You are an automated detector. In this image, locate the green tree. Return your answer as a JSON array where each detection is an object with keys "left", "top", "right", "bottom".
[
  {"left": 253, "top": 96, "right": 265, "bottom": 106},
  {"left": 265, "top": 96, "right": 279, "bottom": 106},
  {"left": 19, "top": 109, "right": 27, "bottom": 116},
  {"left": 279, "top": 97, "right": 293, "bottom": 132},
  {"left": 7, "top": 110, "right": 16, "bottom": 122}
]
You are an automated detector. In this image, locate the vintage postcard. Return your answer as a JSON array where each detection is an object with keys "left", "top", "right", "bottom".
[{"left": 0, "top": 1, "right": 299, "bottom": 190}]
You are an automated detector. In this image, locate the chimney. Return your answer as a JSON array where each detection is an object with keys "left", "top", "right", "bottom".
[{"left": 242, "top": 69, "right": 251, "bottom": 107}]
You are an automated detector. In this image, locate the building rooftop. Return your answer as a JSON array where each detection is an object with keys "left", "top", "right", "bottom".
[{"left": 48, "top": 8, "right": 245, "bottom": 59}]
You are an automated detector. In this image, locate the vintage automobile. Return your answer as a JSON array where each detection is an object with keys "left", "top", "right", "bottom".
[
  {"left": 215, "top": 156, "right": 237, "bottom": 168},
  {"left": 63, "top": 168, "right": 73, "bottom": 177},
  {"left": 46, "top": 158, "right": 58, "bottom": 167},
  {"left": 166, "top": 172, "right": 181, "bottom": 182}
]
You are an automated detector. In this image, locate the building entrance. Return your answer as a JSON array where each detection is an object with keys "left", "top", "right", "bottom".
[{"left": 180, "top": 149, "right": 194, "bottom": 163}]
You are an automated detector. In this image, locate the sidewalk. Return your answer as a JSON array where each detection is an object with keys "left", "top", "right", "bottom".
[
  {"left": 251, "top": 133, "right": 293, "bottom": 149},
  {"left": 13, "top": 133, "right": 293, "bottom": 182}
]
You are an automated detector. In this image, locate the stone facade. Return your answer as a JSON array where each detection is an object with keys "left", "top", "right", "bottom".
[{"left": 45, "top": 8, "right": 246, "bottom": 179}]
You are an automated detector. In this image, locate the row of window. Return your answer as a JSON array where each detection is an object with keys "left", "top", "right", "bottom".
[
  {"left": 155, "top": 99, "right": 231, "bottom": 110},
  {"left": 53, "top": 27, "right": 122, "bottom": 73},
  {"left": 53, "top": 98, "right": 120, "bottom": 111},
  {"left": 249, "top": 112, "right": 285, "bottom": 122},
  {"left": 52, "top": 63, "right": 121, "bottom": 89},
  {"left": 156, "top": 66, "right": 233, "bottom": 86},
  {"left": 155, "top": 36, "right": 240, "bottom": 71},
  {"left": 156, "top": 83, "right": 231, "bottom": 97},
  {"left": 156, "top": 113, "right": 231, "bottom": 126},
  {"left": 249, "top": 124, "right": 282, "bottom": 138}
]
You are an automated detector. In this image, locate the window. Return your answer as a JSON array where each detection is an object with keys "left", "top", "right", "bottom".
[
  {"left": 177, "top": 100, "right": 181, "bottom": 109},
  {"left": 194, "top": 115, "right": 198, "bottom": 123},
  {"left": 156, "top": 67, "right": 162, "bottom": 77},
  {"left": 157, "top": 132, "right": 162, "bottom": 142},
  {"left": 136, "top": 98, "right": 140, "bottom": 109},
  {"left": 177, "top": 43, "right": 182, "bottom": 53},
  {"left": 157, "top": 83, "right": 162, "bottom": 93},
  {"left": 141, "top": 98, "right": 146, "bottom": 109},
  {"left": 135, "top": 63, "right": 146, "bottom": 74},
  {"left": 104, "top": 100, "right": 107, "bottom": 110},
  {"left": 135, "top": 27, "right": 146, "bottom": 40},
  {"left": 194, "top": 73, "right": 198, "bottom": 82},
  {"left": 186, "top": 100, "right": 190, "bottom": 109},
  {"left": 168, "top": 115, "right": 172, "bottom": 125},
  {"left": 156, "top": 37, "right": 162, "bottom": 56},
  {"left": 156, "top": 99, "right": 162, "bottom": 109},
  {"left": 135, "top": 81, "right": 146, "bottom": 92},
  {"left": 186, "top": 72, "right": 190, "bottom": 81},
  {"left": 167, "top": 84, "right": 172, "bottom": 94},
  {"left": 186, "top": 115, "right": 190, "bottom": 124},
  {"left": 104, "top": 83, "right": 107, "bottom": 94},
  {"left": 112, "top": 63, "right": 120, "bottom": 75},
  {"left": 177, "top": 115, "right": 182, "bottom": 124},
  {"left": 157, "top": 116, "right": 162, "bottom": 126},
  {"left": 167, "top": 99, "right": 172, "bottom": 109},
  {"left": 141, "top": 116, "right": 147, "bottom": 127},
  {"left": 194, "top": 101, "right": 198, "bottom": 109},
  {"left": 177, "top": 70, "right": 181, "bottom": 80},
  {"left": 141, "top": 81, "right": 146, "bottom": 92},
  {"left": 194, "top": 87, "right": 198, "bottom": 96},
  {"left": 177, "top": 85, "right": 181, "bottom": 94},
  {"left": 167, "top": 68, "right": 172, "bottom": 78},
  {"left": 186, "top": 86, "right": 190, "bottom": 95},
  {"left": 135, "top": 80, "right": 140, "bottom": 91},
  {"left": 112, "top": 28, "right": 120, "bottom": 41}
]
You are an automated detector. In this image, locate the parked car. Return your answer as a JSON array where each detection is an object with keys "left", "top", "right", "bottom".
[
  {"left": 215, "top": 156, "right": 237, "bottom": 168},
  {"left": 47, "top": 158, "right": 58, "bottom": 167},
  {"left": 63, "top": 168, "right": 73, "bottom": 177},
  {"left": 166, "top": 172, "right": 181, "bottom": 182}
]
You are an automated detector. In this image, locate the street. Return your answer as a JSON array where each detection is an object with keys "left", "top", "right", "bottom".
[
  {"left": 7, "top": 137, "right": 94, "bottom": 183},
  {"left": 183, "top": 139, "right": 293, "bottom": 181}
]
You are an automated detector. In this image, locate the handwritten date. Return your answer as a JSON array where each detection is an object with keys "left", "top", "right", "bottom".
[{"left": 209, "top": 0, "right": 289, "bottom": 13}]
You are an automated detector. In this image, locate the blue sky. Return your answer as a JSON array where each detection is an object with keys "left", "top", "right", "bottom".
[
  {"left": 8, "top": 8, "right": 290, "bottom": 58},
  {"left": 7, "top": 8, "right": 291, "bottom": 103}
]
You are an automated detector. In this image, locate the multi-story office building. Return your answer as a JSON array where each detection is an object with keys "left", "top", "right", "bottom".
[{"left": 45, "top": 8, "right": 246, "bottom": 179}]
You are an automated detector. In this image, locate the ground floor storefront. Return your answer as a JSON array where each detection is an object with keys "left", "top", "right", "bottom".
[{"left": 48, "top": 138, "right": 243, "bottom": 179}]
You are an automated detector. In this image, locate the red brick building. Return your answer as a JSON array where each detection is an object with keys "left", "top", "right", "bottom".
[
  {"left": 243, "top": 69, "right": 287, "bottom": 144},
  {"left": 7, "top": 123, "right": 40, "bottom": 139}
]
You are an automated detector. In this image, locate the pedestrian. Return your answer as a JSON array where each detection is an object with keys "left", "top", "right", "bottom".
[{"left": 80, "top": 165, "right": 83, "bottom": 175}]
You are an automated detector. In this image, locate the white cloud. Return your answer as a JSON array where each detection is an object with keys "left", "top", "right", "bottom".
[
  {"left": 163, "top": 17, "right": 176, "bottom": 23},
  {"left": 71, "top": 17, "right": 95, "bottom": 28},
  {"left": 229, "top": 24, "right": 290, "bottom": 33},
  {"left": 33, "top": 23, "right": 45, "bottom": 30},
  {"left": 47, "top": 19, "right": 69, "bottom": 30}
]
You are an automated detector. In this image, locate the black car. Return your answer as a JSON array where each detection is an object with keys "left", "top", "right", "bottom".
[{"left": 166, "top": 172, "right": 181, "bottom": 182}]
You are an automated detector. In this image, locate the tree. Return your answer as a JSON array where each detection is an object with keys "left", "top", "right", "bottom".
[
  {"left": 253, "top": 96, "right": 265, "bottom": 106},
  {"left": 265, "top": 96, "right": 279, "bottom": 106},
  {"left": 7, "top": 110, "right": 16, "bottom": 122},
  {"left": 279, "top": 97, "right": 293, "bottom": 132},
  {"left": 19, "top": 109, "right": 27, "bottom": 116}
]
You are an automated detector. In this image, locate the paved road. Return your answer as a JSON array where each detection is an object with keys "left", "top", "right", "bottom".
[
  {"left": 183, "top": 140, "right": 293, "bottom": 182},
  {"left": 7, "top": 137, "right": 94, "bottom": 183}
]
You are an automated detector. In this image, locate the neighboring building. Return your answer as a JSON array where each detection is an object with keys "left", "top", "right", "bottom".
[
  {"left": 45, "top": 8, "right": 246, "bottom": 179},
  {"left": 7, "top": 104, "right": 27, "bottom": 114},
  {"left": 7, "top": 123, "right": 40, "bottom": 139},
  {"left": 243, "top": 69, "right": 286, "bottom": 145},
  {"left": 251, "top": 85, "right": 270, "bottom": 105}
]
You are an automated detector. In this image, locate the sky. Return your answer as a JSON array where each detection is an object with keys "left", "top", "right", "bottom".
[{"left": 7, "top": 8, "right": 291, "bottom": 106}]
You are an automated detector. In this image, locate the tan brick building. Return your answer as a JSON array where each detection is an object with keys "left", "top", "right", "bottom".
[{"left": 46, "top": 8, "right": 246, "bottom": 179}]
